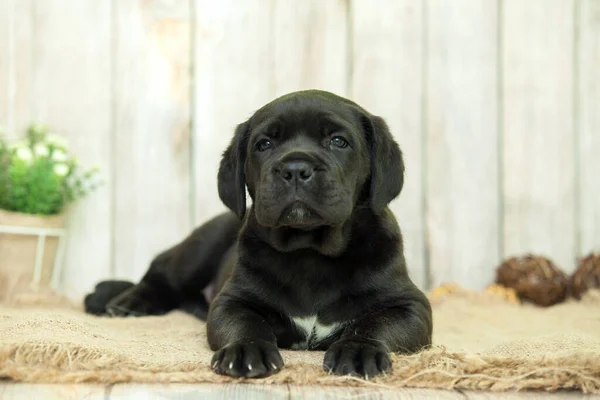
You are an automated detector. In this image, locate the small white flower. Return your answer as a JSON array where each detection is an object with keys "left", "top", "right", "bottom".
[
  {"left": 83, "top": 173, "right": 104, "bottom": 191},
  {"left": 34, "top": 143, "right": 50, "bottom": 157},
  {"left": 47, "top": 133, "right": 68, "bottom": 148},
  {"left": 52, "top": 149, "right": 68, "bottom": 162},
  {"left": 16, "top": 147, "right": 33, "bottom": 162},
  {"left": 53, "top": 163, "right": 70, "bottom": 177}
]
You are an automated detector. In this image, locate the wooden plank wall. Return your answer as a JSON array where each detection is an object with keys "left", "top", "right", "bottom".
[
  {"left": 29, "top": 0, "right": 114, "bottom": 294},
  {"left": 578, "top": 0, "right": 600, "bottom": 259},
  {"left": 425, "top": 0, "right": 499, "bottom": 288},
  {"left": 112, "top": 0, "right": 192, "bottom": 281},
  {"left": 0, "top": 0, "right": 598, "bottom": 298},
  {"left": 352, "top": 0, "right": 426, "bottom": 288},
  {"left": 502, "top": 0, "right": 576, "bottom": 274}
]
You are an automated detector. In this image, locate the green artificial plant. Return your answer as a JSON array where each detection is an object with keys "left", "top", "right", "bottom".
[{"left": 0, "top": 124, "right": 100, "bottom": 216}]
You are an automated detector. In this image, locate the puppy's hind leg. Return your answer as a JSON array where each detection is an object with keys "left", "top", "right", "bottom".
[
  {"left": 84, "top": 280, "right": 135, "bottom": 315},
  {"left": 104, "top": 249, "right": 183, "bottom": 317},
  {"left": 103, "top": 212, "right": 242, "bottom": 319},
  {"left": 85, "top": 250, "right": 178, "bottom": 317}
]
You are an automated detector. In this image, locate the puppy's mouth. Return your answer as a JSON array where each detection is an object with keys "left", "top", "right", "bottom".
[{"left": 277, "top": 201, "right": 324, "bottom": 230}]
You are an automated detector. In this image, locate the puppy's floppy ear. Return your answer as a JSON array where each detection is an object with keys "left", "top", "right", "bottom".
[
  {"left": 364, "top": 115, "right": 405, "bottom": 213},
  {"left": 218, "top": 122, "right": 249, "bottom": 219}
]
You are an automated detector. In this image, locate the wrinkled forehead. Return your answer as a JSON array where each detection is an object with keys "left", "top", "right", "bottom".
[{"left": 248, "top": 95, "right": 363, "bottom": 138}]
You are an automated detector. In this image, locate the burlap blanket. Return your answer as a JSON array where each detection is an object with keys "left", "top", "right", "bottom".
[{"left": 0, "top": 287, "right": 599, "bottom": 394}]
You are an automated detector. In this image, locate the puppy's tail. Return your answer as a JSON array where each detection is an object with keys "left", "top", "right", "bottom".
[{"left": 84, "top": 280, "right": 135, "bottom": 315}]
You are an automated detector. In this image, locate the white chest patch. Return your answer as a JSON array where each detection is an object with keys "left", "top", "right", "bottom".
[{"left": 291, "top": 316, "right": 343, "bottom": 350}]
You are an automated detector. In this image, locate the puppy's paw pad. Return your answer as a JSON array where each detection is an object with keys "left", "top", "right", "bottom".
[
  {"left": 323, "top": 339, "right": 391, "bottom": 379},
  {"left": 211, "top": 340, "right": 284, "bottom": 378}
]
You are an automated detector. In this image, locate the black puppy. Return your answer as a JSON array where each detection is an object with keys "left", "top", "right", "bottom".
[{"left": 85, "top": 90, "right": 432, "bottom": 379}]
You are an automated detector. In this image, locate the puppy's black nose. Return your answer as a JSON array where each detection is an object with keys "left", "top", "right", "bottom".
[{"left": 278, "top": 160, "right": 314, "bottom": 183}]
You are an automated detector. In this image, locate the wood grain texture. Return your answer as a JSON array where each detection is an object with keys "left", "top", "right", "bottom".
[
  {"left": 30, "top": 0, "right": 113, "bottom": 297},
  {"left": 113, "top": 383, "right": 290, "bottom": 400},
  {"left": 0, "top": 0, "right": 33, "bottom": 138},
  {"left": 578, "top": 0, "right": 600, "bottom": 255},
  {"left": 0, "top": 383, "right": 106, "bottom": 400},
  {"left": 289, "top": 385, "right": 465, "bottom": 400},
  {"left": 0, "top": 383, "right": 593, "bottom": 399},
  {"left": 426, "top": 0, "right": 499, "bottom": 289},
  {"left": 502, "top": 0, "right": 576, "bottom": 272},
  {"left": 112, "top": 0, "right": 192, "bottom": 282},
  {"left": 465, "top": 390, "right": 591, "bottom": 399},
  {"left": 110, "top": 383, "right": 466, "bottom": 400},
  {"left": 272, "top": 0, "right": 348, "bottom": 97},
  {"left": 351, "top": 0, "right": 427, "bottom": 289},
  {"left": 192, "top": 0, "right": 274, "bottom": 225},
  {"left": 0, "top": 0, "right": 9, "bottom": 133}
]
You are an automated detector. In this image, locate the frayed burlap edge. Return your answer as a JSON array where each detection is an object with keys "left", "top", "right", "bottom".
[{"left": 1, "top": 344, "right": 598, "bottom": 394}]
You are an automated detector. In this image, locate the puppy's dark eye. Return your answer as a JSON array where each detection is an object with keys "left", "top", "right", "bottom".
[
  {"left": 330, "top": 136, "right": 349, "bottom": 149},
  {"left": 256, "top": 139, "right": 273, "bottom": 152}
]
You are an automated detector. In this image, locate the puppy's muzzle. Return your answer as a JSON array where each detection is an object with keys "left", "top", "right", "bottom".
[
  {"left": 277, "top": 160, "right": 314, "bottom": 184},
  {"left": 273, "top": 152, "right": 320, "bottom": 187}
]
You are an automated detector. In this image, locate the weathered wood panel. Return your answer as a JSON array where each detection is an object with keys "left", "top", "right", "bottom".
[
  {"left": 0, "top": 0, "right": 10, "bottom": 133},
  {"left": 578, "top": 0, "right": 600, "bottom": 255},
  {"left": 502, "top": 0, "right": 576, "bottom": 272},
  {"left": 112, "top": 0, "right": 192, "bottom": 281},
  {"left": 192, "top": 0, "right": 274, "bottom": 225},
  {"left": 30, "top": 0, "right": 113, "bottom": 296},
  {"left": 0, "top": 0, "right": 33, "bottom": 138},
  {"left": 426, "top": 0, "right": 499, "bottom": 289},
  {"left": 351, "top": 0, "right": 427, "bottom": 289},
  {"left": 272, "top": 0, "right": 348, "bottom": 97}
]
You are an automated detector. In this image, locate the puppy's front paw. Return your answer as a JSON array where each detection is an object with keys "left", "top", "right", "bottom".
[
  {"left": 323, "top": 339, "right": 391, "bottom": 379},
  {"left": 211, "top": 340, "right": 284, "bottom": 378}
]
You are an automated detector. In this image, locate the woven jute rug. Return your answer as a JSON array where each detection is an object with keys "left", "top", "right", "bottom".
[{"left": 0, "top": 286, "right": 599, "bottom": 394}]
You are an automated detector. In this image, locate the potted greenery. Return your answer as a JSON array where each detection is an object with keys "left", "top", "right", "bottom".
[{"left": 0, "top": 124, "right": 99, "bottom": 301}]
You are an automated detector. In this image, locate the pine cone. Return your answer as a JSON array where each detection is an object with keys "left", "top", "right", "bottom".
[
  {"left": 495, "top": 254, "right": 568, "bottom": 307},
  {"left": 570, "top": 253, "right": 600, "bottom": 300}
]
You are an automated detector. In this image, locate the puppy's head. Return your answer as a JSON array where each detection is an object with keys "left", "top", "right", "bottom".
[{"left": 218, "top": 90, "right": 404, "bottom": 230}]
